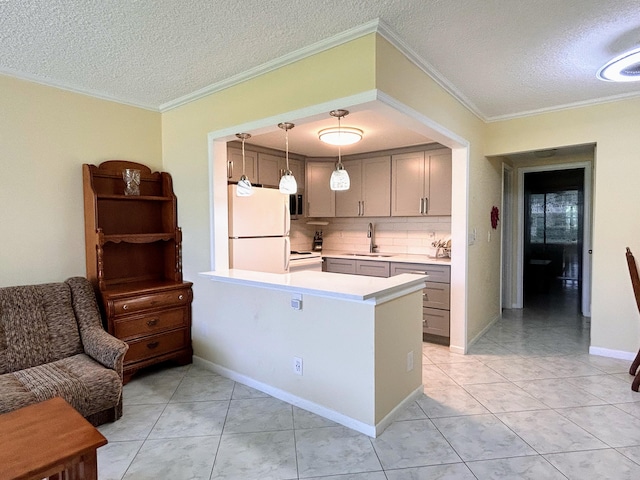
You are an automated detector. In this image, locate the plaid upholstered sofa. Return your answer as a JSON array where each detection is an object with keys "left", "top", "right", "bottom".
[{"left": 0, "top": 277, "right": 128, "bottom": 426}]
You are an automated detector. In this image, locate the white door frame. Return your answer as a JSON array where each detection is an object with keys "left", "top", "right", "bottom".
[
  {"left": 515, "top": 161, "right": 592, "bottom": 316},
  {"left": 501, "top": 164, "right": 514, "bottom": 309}
]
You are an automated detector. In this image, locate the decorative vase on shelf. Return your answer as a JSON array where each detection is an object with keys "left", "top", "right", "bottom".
[{"left": 123, "top": 169, "right": 140, "bottom": 196}]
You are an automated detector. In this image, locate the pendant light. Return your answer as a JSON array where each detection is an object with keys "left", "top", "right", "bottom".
[
  {"left": 277, "top": 122, "right": 297, "bottom": 194},
  {"left": 328, "top": 110, "right": 351, "bottom": 191},
  {"left": 235, "top": 133, "right": 253, "bottom": 196}
]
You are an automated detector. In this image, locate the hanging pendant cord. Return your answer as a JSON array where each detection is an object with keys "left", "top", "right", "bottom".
[
  {"left": 241, "top": 137, "right": 246, "bottom": 176},
  {"left": 285, "top": 128, "right": 290, "bottom": 172}
]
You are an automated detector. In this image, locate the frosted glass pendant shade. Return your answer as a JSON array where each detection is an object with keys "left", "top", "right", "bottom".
[
  {"left": 279, "top": 172, "right": 297, "bottom": 194},
  {"left": 330, "top": 166, "right": 350, "bottom": 191},
  {"left": 236, "top": 175, "right": 253, "bottom": 196}
]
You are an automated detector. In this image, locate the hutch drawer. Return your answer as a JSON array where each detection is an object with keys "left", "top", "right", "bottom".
[
  {"left": 125, "top": 328, "right": 190, "bottom": 364},
  {"left": 111, "top": 287, "right": 191, "bottom": 316},
  {"left": 113, "top": 307, "right": 188, "bottom": 340}
]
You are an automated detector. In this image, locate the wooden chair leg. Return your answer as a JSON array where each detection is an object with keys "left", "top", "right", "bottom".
[
  {"left": 632, "top": 372, "right": 640, "bottom": 392},
  {"left": 630, "top": 349, "right": 640, "bottom": 376}
]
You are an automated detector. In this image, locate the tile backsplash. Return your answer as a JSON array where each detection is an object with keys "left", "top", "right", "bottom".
[{"left": 290, "top": 216, "right": 451, "bottom": 256}]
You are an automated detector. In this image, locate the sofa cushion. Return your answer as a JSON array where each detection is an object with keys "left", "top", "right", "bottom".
[
  {"left": 0, "top": 353, "right": 122, "bottom": 418},
  {"left": 0, "top": 283, "right": 83, "bottom": 374}
]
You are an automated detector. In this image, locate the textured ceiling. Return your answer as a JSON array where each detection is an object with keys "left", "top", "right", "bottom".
[{"left": 1, "top": 0, "right": 640, "bottom": 121}]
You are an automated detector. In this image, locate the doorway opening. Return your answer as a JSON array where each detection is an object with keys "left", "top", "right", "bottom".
[{"left": 523, "top": 168, "right": 584, "bottom": 316}]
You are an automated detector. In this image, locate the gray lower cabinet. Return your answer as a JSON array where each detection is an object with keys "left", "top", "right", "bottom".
[
  {"left": 355, "top": 260, "right": 390, "bottom": 277},
  {"left": 390, "top": 263, "right": 450, "bottom": 340},
  {"left": 323, "top": 258, "right": 391, "bottom": 277},
  {"left": 323, "top": 257, "right": 357, "bottom": 274},
  {"left": 323, "top": 258, "right": 451, "bottom": 341}
]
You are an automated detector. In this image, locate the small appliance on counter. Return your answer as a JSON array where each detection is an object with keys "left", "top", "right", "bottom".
[
  {"left": 289, "top": 250, "right": 323, "bottom": 272},
  {"left": 313, "top": 231, "right": 323, "bottom": 251}
]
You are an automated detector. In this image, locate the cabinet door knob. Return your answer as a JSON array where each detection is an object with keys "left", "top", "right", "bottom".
[
  {"left": 178, "top": 294, "right": 184, "bottom": 300},
  {"left": 122, "top": 304, "right": 128, "bottom": 310},
  {"left": 147, "top": 341, "right": 159, "bottom": 349},
  {"left": 147, "top": 319, "right": 159, "bottom": 327}
]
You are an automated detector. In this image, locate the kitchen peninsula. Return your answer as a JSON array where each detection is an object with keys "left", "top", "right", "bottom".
[{"left": 199, "top": 269, "right": 426, "bottom": 437}]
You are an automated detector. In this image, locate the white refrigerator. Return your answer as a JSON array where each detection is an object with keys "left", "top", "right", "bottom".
[{"left": 228, "top": 185, "right": 291, "bottom": 273}]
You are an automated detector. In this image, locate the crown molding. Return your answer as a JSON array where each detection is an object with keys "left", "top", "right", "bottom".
[
  {"left": 0, "top": 67, "right": 159, "bottom": 112},
  {"left": 485, "top": 90, "right": 640, "bottom": 122},
  {"left": 5, "top": 18, "right": 637, "bottom": 122},
  {"left": 373, "top": 19, "right": 486, "bottom": 122},
  {"left": 159, "top": 19, "right": 382, "bottom": 112}
]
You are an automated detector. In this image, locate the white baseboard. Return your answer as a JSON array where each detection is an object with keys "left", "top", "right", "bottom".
[
  {"left": 589, "top": 346, "right": 636, "bottom": 361},
  {"left": 192, "top": 356, "right": 421, "bottom": 438},
  {"left": 465, "top": 314, "right": 501, "bottom": 351},
  {"left": 373, "top": 385, "right": 424, "bottom": 436},
  {"left": 449, "top": 345, "right": 465, "bottom": 355}
]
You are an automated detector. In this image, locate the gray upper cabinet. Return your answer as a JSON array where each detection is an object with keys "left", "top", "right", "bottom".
[
  {"left": 391, "top": 148, "right": 452, "bottom": 216},
  {"left": 335, "top": 156, "right": 391, "bottom": 217},
  {"left": 227, "top": 147, "right": 257, "bottom": 183},
  {"left": 306, "top": 161, "right": 335, "bottom": 217},
  {"left": 257, "top": 152, "right": 283, "bottom": 187},
  {"left": 257, "top": 153, "right": 304, "bottom": 190}
]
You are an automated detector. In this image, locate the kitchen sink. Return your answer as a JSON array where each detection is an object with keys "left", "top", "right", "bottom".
[{"left": 341, "top": 252, "right": 393, "bottom": 258}]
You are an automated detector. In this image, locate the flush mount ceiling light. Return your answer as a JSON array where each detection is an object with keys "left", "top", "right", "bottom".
[
  {"left": 328, "top": 110, "right": 351, "bottom": 191},
  {"left": 597, "top": 46, "right": 640, "bottom": 82},
  {"left": 278, "top": 122, "right": 297, "bottom": 195},
  {"left": 235, "top": 133, "right": 253, "bottom": 196},
  {"left": 318, "top": 110, "right": 363, "bottom": 146}
]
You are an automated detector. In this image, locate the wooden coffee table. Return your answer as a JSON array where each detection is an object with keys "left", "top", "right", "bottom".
[{"left": 0, "top": 397, "right": 108, "bottom": 480}]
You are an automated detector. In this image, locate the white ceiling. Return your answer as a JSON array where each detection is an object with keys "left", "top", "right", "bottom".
[{"left": 2, "top": 1, "right": 640, "bottom": 155}]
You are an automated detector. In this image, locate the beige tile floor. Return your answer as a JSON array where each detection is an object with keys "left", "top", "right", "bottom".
[{"left": 98, "top": 285, "right": 640, "bottom": 479}]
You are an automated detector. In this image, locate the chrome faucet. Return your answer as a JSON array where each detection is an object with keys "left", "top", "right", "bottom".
[{"left": 367, "top": 222, "right": 378, "bottom": 253}]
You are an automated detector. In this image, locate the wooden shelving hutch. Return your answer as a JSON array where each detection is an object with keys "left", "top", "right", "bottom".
[{"left": 83, "top": 160, "right": 192, "bottom": 383}]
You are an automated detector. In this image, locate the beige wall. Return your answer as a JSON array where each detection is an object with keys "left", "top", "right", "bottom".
[
  {"left": 0, "top": 75, "right": 162, "bottom": 287},
  {"left": 161, "top": 35, "right": 378, "bottom": 358},
  {"left": 375, "top": 37, "right": 501, "bottom": 343},
  {"left": 486, "top": 99, "right": 640, "bottom": 354}
]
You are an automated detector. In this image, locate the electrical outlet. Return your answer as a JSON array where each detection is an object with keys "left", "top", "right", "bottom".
[
  {"left": 293, "top": 357, "right": 303, "bottom": 375},
  {"left": 291, "top": 293, "right": 302, "bottom": 310},
  {"left": 406, "top": 351, "right": 414, "bottom": 372}
]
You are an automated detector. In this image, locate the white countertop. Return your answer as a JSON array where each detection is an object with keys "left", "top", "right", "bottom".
[
  {"left": 320, "top": 250, "right": 451, "bottom": 266},
  {"left": 200, "top": 269, "right": 427, "bottom": 304}
]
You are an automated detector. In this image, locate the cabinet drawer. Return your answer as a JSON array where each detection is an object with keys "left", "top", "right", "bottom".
[
  {"left": 113, "top": 288, "right": 191, "bottom": 315},
  {"left": 423, "top": 307, "right": 450, "bottom": 337},
  {"left": 355, "top": 260, "right": 390, "bottom": 278},
  {"left": 324, "top": 258, "right": 356, "bottom": 274},
  {"left": 114, "top": 307, "right": 188, "bottom": 340},
  {"left": 423, "top": 282, "right": 450, "bottom": 310},
  {"left": 125, "top": 329, "right": 189, "bottom": 363},
  {"left": 391, "top": 262, "right": 450, "bottom": 283}
]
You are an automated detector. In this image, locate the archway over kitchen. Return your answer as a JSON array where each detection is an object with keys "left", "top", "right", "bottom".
[{"left": 207, "top": 90, "right": 471, "bottom": 353}]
